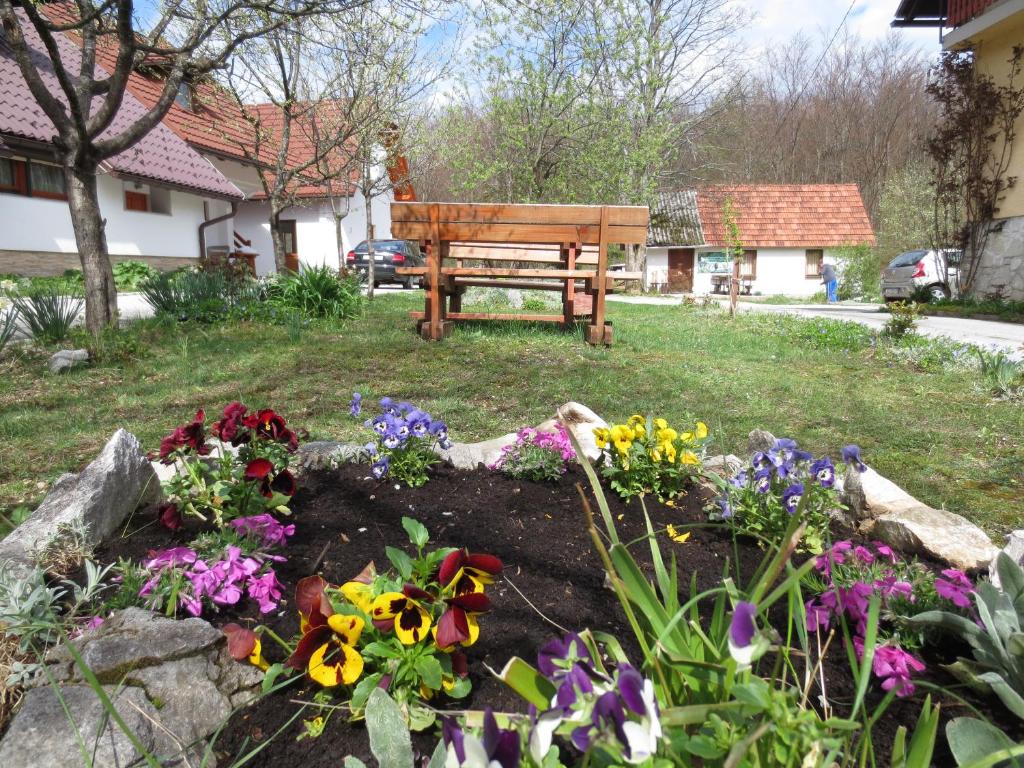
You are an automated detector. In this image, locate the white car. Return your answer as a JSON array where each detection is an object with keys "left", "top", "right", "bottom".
[{"left": 882, "top": 248, "right": 962, "bottom": 302}]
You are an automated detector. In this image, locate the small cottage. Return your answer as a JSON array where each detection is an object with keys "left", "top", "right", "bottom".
[{"left": 645, "top": 185, "right": 876, "bottom": 296}]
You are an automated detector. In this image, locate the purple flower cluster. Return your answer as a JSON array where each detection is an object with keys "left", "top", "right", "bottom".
[
  {"left": 355, "top": 395, "right": 451, "bottom": 480},
  {"left": 806, "top": 539, "right": 976, "bottom": 697},
  {"left": 229, "top": 514, "right": 295, "bottom": 548},
  {"left": 141, "top": 545, "right": 284, "bottom": 616}
]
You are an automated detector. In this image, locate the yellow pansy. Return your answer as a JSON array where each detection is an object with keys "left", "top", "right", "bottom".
[
  {"left": 695, "top": 422, "right": 708, "bottom": 440},
  {"left": 340, "top": 581, "right": 374, "bottom": 614},
  {"left": 653, "top": 418, "right": 668, "bottom": 431},
  {"left": 308, "top": 641, "right": 364, "bottom": 687},
  {"left": 593, "top": 427, "right": 610, "bottom": 449},
  {"left": 610, "top": 424, "right": 634, "bottom": 454},
  {"left": 656, "top": 427, "right": 678, "bottom": 444},
  {"left": 649, "top": 447, "right": 662, "bottom": 463},
  {"left": 371, "top": 592, "right": 432, "bottom": 645},
  {"left": 664, "top": 444, "right": 677, "bottom": 463},
  {"left": 666, "top": 524, "right": 691, "bottom": 543},
  {"left": 681, "top": 431, "right": 694, "bottom": 442},
  {"left": 680, "top": 450, "right": 700, "bottom": 466},
  {"left": 248, "top": 637, "right": 269, "bottom": 671}
]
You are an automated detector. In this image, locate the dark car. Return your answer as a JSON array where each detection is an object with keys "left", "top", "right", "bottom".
[{"left": 345, "top": 239, "right": 423, "bottom": 288}]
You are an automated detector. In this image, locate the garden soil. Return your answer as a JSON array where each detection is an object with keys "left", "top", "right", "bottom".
[{"left": 95, "top": 464, "right": 1021, "bottom": 766}]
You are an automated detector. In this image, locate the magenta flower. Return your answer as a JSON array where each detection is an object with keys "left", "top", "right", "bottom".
[
  {"left": 730, "top": 601, "right": 757, "bottom": 648},
  {"left": 873, "top": 541, "right": 898, "bottom": 563},
  {"left": 144, "top": 547, "right": 197, "bottom": 571},
  {"left": 230, "top": 514, "right": 295, "bottom": 548},
  {"left": 935, "top": 569, "right": 974, "bottom": 609},
  {"left": 247, "top": 570, "right": 284, "bottom": 613},
  {"left": 853, "top": 545, "right": 875, "bottom": 565},
  {"left": 873, "top": 645, "right": 925, "bottom": 697}
]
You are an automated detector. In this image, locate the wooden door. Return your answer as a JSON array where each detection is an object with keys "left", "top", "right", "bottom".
[
  {"left": 279, "top": 220, "right": 299, "bottom": 271},
  {"left": 667, "top": 248, "right": 695, "bottom": 292}
]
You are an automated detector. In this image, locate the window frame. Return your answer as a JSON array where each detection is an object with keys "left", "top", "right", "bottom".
[
  {"left": 124, "top": 189, "right": 151, "bottom": 212},
  {"left": 739, "top": 249, "right": 757, "bottom": 280},
  {"left": 0, "top": 157, "right": 28, "bottom": 195},
  {"left": 27, "top": 160, "right": 68, "bottom": 200},
  {"left": 0, "top": 157, "right": 66, "bottom": 200},
  {"left": 805, "top": 248, "right": 824, "bottom": 279}
]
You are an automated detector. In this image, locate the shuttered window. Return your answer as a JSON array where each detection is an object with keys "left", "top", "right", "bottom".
[
  {"left": 805, "top": 249, "right": 824, "bottom": 278},
  {"left": 739, "top": 249, "right": 757, "bottom": 279},
  {"left": 125, "top": 190, "right": 150, "bottom": 212}
]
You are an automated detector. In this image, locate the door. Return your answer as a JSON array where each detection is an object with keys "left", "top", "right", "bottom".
[
  {"left": 279, "top": 220, "right": 299, "bottom": 272},
  {"left": 667, "top": 248, "right": 695, "bottom": 292}
]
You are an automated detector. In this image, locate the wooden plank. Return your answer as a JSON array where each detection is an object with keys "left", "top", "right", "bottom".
[
  {"left": 449, "top": 278, "right": 568, "bottom": 291},
  {"left": 590, "top": 206, "right": 610, "bottom": 344},
  {"left": 391, "top": 202, "right": 649, "bottom": 227},
  {"left": 409, "top": 311, "right": 565, "bottom": 323},
  {"left": 394, "top": 266, "right": 428, "bottom": 275},
  {"left": 440, "top": 267, "right": 597, "bottom": 278},
  {"left": 391, "top": 221, "right": 648, "bottom": 246},
  {"left": 426, "top": 204, "right": 443, "bottom": 340}
]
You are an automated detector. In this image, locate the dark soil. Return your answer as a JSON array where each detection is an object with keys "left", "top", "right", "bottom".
[{"left": 94, "top": 464, "right": 1023, "bottom": 766}]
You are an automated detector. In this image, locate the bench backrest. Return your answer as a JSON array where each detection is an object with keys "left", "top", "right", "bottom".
[{"left": 390, "top": 203, "right": 649, "bottom": 247}]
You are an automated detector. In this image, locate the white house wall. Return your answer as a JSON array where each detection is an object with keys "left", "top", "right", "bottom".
[
  {"left": 0, "top": 172, "right": 216, "bottom": 275},
  {"left": 231, "top": 189, "right": 394, "bottom": 276},
  {"left": 644, "top": 246, "right": 840, "bottom": 297}
]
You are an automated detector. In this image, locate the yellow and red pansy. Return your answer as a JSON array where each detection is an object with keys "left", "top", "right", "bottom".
[
  {"left": 438, "top": 550, "right": 503, "bottom": 595},
  {"left": 371, "top": 585, "right": 433, "bottom": 645},
  {"left": 222, "top": 623, "right": 269, "bottom": 671},
  {"left": 285, "top": 577, "right": 366, "bottom": 687},
  {"left": 435, "top": 591, "right": 490, "bottom": 650}
]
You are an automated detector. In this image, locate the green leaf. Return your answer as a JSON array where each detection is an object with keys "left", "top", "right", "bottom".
[
  {"left": 905, "top": 695, "right": 940, "bottom": 768},
  {"left": 362, "top": 641, "right": 401, "bottom": 659},
  {"left": 415, "top": 655, "right": 443, "bottom": 690},
  {"left": 408, "top": 703, "right": 436, "bottom": 732},
  {"left": 385, "top": 546, "right": 413, "bottom": 581},
  {"left": 979, "top": 672, "right": 1024, "bottom": 719},
  {"left": 261, "top": 663, "right": 286, "bottom": 695},
  {"left": 401, "top": 517, "right": 430, "bottom": 549},
  {"left": 447, "top": 675, "right": 472, "bottom": 699},
  {"left": 947, "top": 717, "right": 1016, "bottom": 767},
  {"left": 426, "top": 738, "right": 447, "bottom": 768},
  {"left": 344, "top": 758, "right": 368, "bottom": 768},
  {"left": 366, "top": 688, "right": 414, "bottom": 768},
  {"left": 351, "top": 672, "right": 384, "bottom": 712},
  {"left": 497, "top": 656, "right": 557, "bottom": 709}
]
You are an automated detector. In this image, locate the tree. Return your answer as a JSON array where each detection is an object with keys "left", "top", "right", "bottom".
[{"left": 0, "top": 0, "right": 366, "bottom": 333}]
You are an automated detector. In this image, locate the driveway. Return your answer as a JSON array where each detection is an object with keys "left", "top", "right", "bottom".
[{"left": 607, "top": 294, "right": 1024, "bottom": 358}]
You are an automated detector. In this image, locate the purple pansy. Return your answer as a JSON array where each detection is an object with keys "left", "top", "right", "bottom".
[
  {"left": 810, "top": 457, "right": 836, "bottom": 488},
  {"left": 753, "top": 469, "right": 772, "bottom": 494},
  {"left": 349, "top": 392, "right": 362, "bottom": 416},
  {"left": 782, "top": 483, "right": 804, "bottom": 514},
  {"left": 371, "top": 455, "right": 390, "bottom": 479},
  {"left": 841, "top": 444, "right": 868, "bottom": 472},
  {"left": 730, "top": 601, "right": 757, "bottom": 648}
]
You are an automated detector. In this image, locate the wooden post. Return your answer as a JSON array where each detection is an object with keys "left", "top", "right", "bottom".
[
  {"left": 561, "top": 241, "right": 576, "bottom": 327},
  {"left": 587, "top": 206, "right": 610, "bottom": 345},
  {"left": 425, "top": 204, "right": 443, "bottom": 340}
]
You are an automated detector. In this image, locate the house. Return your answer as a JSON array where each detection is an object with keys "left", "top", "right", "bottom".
[
  {"left": 645, "top": 185, "right": 876, "bottom": 295},
  {"left": 0, "top": 3, "right": 410, "bottom": 278},
  {"left": 892, "top": 0, "right": 1024, "bottom": 300}
]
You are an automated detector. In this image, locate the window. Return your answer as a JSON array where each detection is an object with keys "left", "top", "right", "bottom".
[
  {"left": 174, "top": 82, "right": 193, "bottom": 110},
  {"left": 0, "top": 157, "right": 64, "bottom": 199},
  {"left": 125, "top": 190, "right": 149, "bottom": 211},
  {"left": 805, "top": 249, "right": 824, "bottom": 278},
  {"left": 124, "top": 184, "right": 172, "bottom": 214},
  {"left": 739, "top": 249, "right": 757, "bottom": 279}
]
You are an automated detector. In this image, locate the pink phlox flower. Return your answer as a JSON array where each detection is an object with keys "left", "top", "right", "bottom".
[
  {"left": 839, "top": 582, "right": 874, "bottom": 635},
  {"left": 872, "top": 541, "right": 898, "bottom": 564},
  {"left": 854, "top": 545, "right": 875, "bottom": 565},
  {"left": 935, "top": 569, "right": 974, "bottom": 609},
  {"left": 247, "top": 569, "right": 284, "bottom": 613},
  {"left": 230, "top": 514, "right": 295, "bottom": 548},
  {"left": 144, "top": 547, "right": 197, "bottom": 571},
  {"left": 873, "top": 645, "right": 925, "bottom": 697},
  {"left": 875, "top": 575, "right": 914, "bottom": 601},
  {"left": 805, "top": 595, "right": 835, "bottom": 632}
]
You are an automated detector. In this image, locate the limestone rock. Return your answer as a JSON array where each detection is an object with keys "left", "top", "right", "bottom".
[
  {"left": 870, "top": 506, "right": 999, "bottom": 572},
  {"left": 703, "top": 454, "right": 744, "bottom": 478},
  {"left": 441, "top": 401, "right": 609, "bottom": 470},
  {"left": 0, "top": 684, "right": 170, "bottom": 768},
  {"left": 48, "top": 348, "right": 89, "bottom": 374},
  {"left": 840, "top": 467, "right": 916, "bottom": 522},
  {"left": 296, "top": 440, "right": 363, "bottom": 470},
  {"left": 0, "top": 430, "right": 159, "bottom": 577},
  {"left": 989, "top": 530, "right": 1024, "bottom": 587},
  {"left": 747, "top": 429, "right": 776, "bottom": 454}
]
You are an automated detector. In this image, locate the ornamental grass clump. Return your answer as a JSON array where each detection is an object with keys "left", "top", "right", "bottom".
[
  {"left": 488, "top": 425, "right": 575, "bottom": 482},
  {"left": 223, "top": 517, "right": 502, "bottom": 733},
  {"left": 351, "top": 393, "right": 450, "bottom": 487},
  {"left": 712, "top": 439, "right": 867, "bottom": 552},
  {"left": 155, "top": 402, "right": 301, "bottom": 528},
  {"left": 593, "top": 415, "right": 708, "bottom": 501},
  {"left": 805, "top": 538, "right": 977, "bottom": 697}
]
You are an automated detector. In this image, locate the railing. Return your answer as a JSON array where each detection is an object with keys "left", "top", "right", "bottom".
[{"left": 948, "top": 0, "right": 998, "bottom": 27}]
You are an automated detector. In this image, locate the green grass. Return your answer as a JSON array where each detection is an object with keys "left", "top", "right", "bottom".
[{"left": 1, "top": 295, "right": 1021, "bottom": 537}]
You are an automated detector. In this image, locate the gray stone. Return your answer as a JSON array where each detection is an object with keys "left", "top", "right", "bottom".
[
  {"left": 0, "top": 430, "right": 159, "bottom": 577},
  {"left": 870, "top": 506, "right": 999, "bottom": 572},
  {"left": 989, "top": 530, "right": 1024, "bottom": 587},
  {"left": 0, "top": 683, "right": 200, "bottom": 768},
  {"left": 297, "top": 440, "right": 363, "bottom": 470},
  {"left": 48, "top": 348, "right": 89, "bottom": 374},
  {"left": 703, "top": 454, "right": 744, "bottom": 478},
  {"left": 841, "top": 466, "right": 928, "bottom": 522},
  {"left": 440, "top": 401, "right": 609, "bottom": 470},
  {"left": 747, "top": 429, "right": 776, "bottom": 454}
]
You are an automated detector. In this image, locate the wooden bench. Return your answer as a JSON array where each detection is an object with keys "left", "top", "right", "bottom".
[{"left": 390, "top": 202, "right": 648, "bottom": 344}]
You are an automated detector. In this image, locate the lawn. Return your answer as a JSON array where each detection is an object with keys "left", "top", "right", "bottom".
[{"left": 1, "top": 293, "right": 1020, "bottom": 535}]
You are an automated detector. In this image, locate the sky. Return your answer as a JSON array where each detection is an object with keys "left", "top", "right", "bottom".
[{"left": 736, "top": 0, "right": 942, "bottom": 52}]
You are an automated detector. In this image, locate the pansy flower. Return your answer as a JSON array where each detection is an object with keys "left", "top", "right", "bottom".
[
  {"left": 728, "top": 600, "right": 758, "bottom": 665},
  {"left": 211, "top": 402, "right": 249, "bottom": 445},
  {"left": 379, "top": 397, "right": 399, "bottom": 416},
  {"left": 842, "top": 444, "right": 868, "bottom": 472},
  {"left": 716, "top": 496, "right": 733, "bottom": 519},
  {"left": 436, "top": 591, "right": 491, "bottom": 649},
  {"left": 753, "top": 469, "right": 772, "bottom": 494},
  {"left": 243, "top": 409, "right": 299, "bottom": 451},
  {"left": 438, "top": 549, "right": 503, "bottom": 596},
  {"left": 443, "top": 709, "right": 520, "bottom": 768},
  {"left": 157, "top": 502, "right": 182, "bottom": 532},
  {"left": 810, "top": 457, "right": 836, "bottom": 488},
  {"left": 610, "top": 424, "right": 633, "bottom": 455},
  {"left": 285, "top": 577, "right": 366, "bottom": 686},
  {"left": 371, "top": 456, "right": 390, "bottom": 479},
  {"left": 370, "top": 585, "right": 433, "bottom": 644},
  {"left": 222, "top": 623, "right": 269, "bottom": 671},
  {"left": 371, "top": 413, "right": 393, "bottom": 435},
  {"left": 429, "top": 420, "right": 452, "bottom": 449},
  {"left": 782, "top": 482, "right": 804, "bottom": 514},
  {"left": 363, "top": 441, "right": 381, "bottom": 462},
  {"left": 158, "top": 410, "right": 210, "bottom": 462},
  {"left": 349, "top": 392, "right": 362, "bottom": 416},
  {"left": 382, "top": 429, "right": 402, "bottom": 450}
]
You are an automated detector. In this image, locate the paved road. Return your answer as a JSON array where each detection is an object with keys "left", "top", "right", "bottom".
[{"left": 607, "top": 294, "right": 1024, "bottom": 358}]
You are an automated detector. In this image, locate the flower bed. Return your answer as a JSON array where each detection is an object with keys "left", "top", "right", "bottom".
[{"left": 7, "top": 405, "right": 1024, "bottom": 768}]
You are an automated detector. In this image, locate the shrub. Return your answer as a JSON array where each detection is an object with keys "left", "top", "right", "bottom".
[
  {"left": 488, "top": 425, "right": 575, "bottom": 482},
  {"left": 267, "top": 265, "right": 363, "bottom": 320},
  {"left": 976, "top": 348, "right": 1023, "bottom": 398},
  {"left": 140, "top": 269, "right": 254, "bottom": 322},
  {"left": 593, "top": 415, "right": 709, "bottom": 502},
  {"left": 351, "top": 394, "right": 449, "bottom": 487},
  {"left": 0, "top": 301, "right": 17, "bottom": 356},
  {"left": 882, "top": 300, "right": 919, "bottom": 339},
  {"left": 835, "top": 242, "right": 883, "bottom": 300},
  {"left": 11, "top": 286, "right": 84, "bottom": 344},
  {"left": 112, "top": 260, "right": 158, "bottom": 291}
]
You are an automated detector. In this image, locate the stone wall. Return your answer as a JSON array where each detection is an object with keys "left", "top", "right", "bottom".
[
  {"left": 0, "top": 250, "right": 196, "bottom": 277},
  {"left": 972, "top": 214, "right": 1024, "bottom": 301}
]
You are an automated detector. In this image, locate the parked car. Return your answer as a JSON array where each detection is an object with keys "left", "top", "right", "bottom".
[
  {"left": 345, "top": 239, "right": 423, "bottom": 288},
  {"left": 882, "top": 248, "right": 962, "bottom": 302}
]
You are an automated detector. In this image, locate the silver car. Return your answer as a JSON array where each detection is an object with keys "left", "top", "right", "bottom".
[{"left": 882, "top": 248, "right": 962, "bottom": 302}]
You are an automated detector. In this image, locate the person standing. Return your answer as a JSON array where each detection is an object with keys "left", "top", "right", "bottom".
[{"left": 821, "top": 262, "right": 838, "bottom": 303}]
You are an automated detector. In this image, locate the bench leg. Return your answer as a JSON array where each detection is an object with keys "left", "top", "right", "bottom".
[{"left": 586, "top": 321, "right": 613, "bottom": 345}]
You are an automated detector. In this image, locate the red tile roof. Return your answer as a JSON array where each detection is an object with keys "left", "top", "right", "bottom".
[
  {"left": 695, "top": 184, "right": 876, "bottom": 248},
  {"left": 0, "top": 9, "right": 242, "bottom": 199}
]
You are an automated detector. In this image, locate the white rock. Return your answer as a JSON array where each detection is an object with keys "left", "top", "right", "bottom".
[
  {"left": 0, "top": 430, "right": 159, "bottom": 577},
  {"left": 48, "top": 348, "right": 89, "bottom": 374},
  {"left": 870, "top": 506, "right": 999, "bottom": 572},
  {"left": 989, "top": 530, "right": 1024, "bottom": 587}
]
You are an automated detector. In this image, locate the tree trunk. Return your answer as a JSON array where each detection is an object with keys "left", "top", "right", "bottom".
[
  {"left": 66, "top": 161, "right": 117, "bottom": 335},
  {"left": 730, "top": 256, "right": 739, "bottom": 318},
  {"left": 363, "top": 163, "right": 375, "bottom": 300},
  {"left": 269, "top": 208, "right": 287, "bottom": 273},
  {"left": 335, "top": 214, "right": 344, "bottom": 273},
  {"left": 625, "top": 243, "right": 646, "bottom": 294}
]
